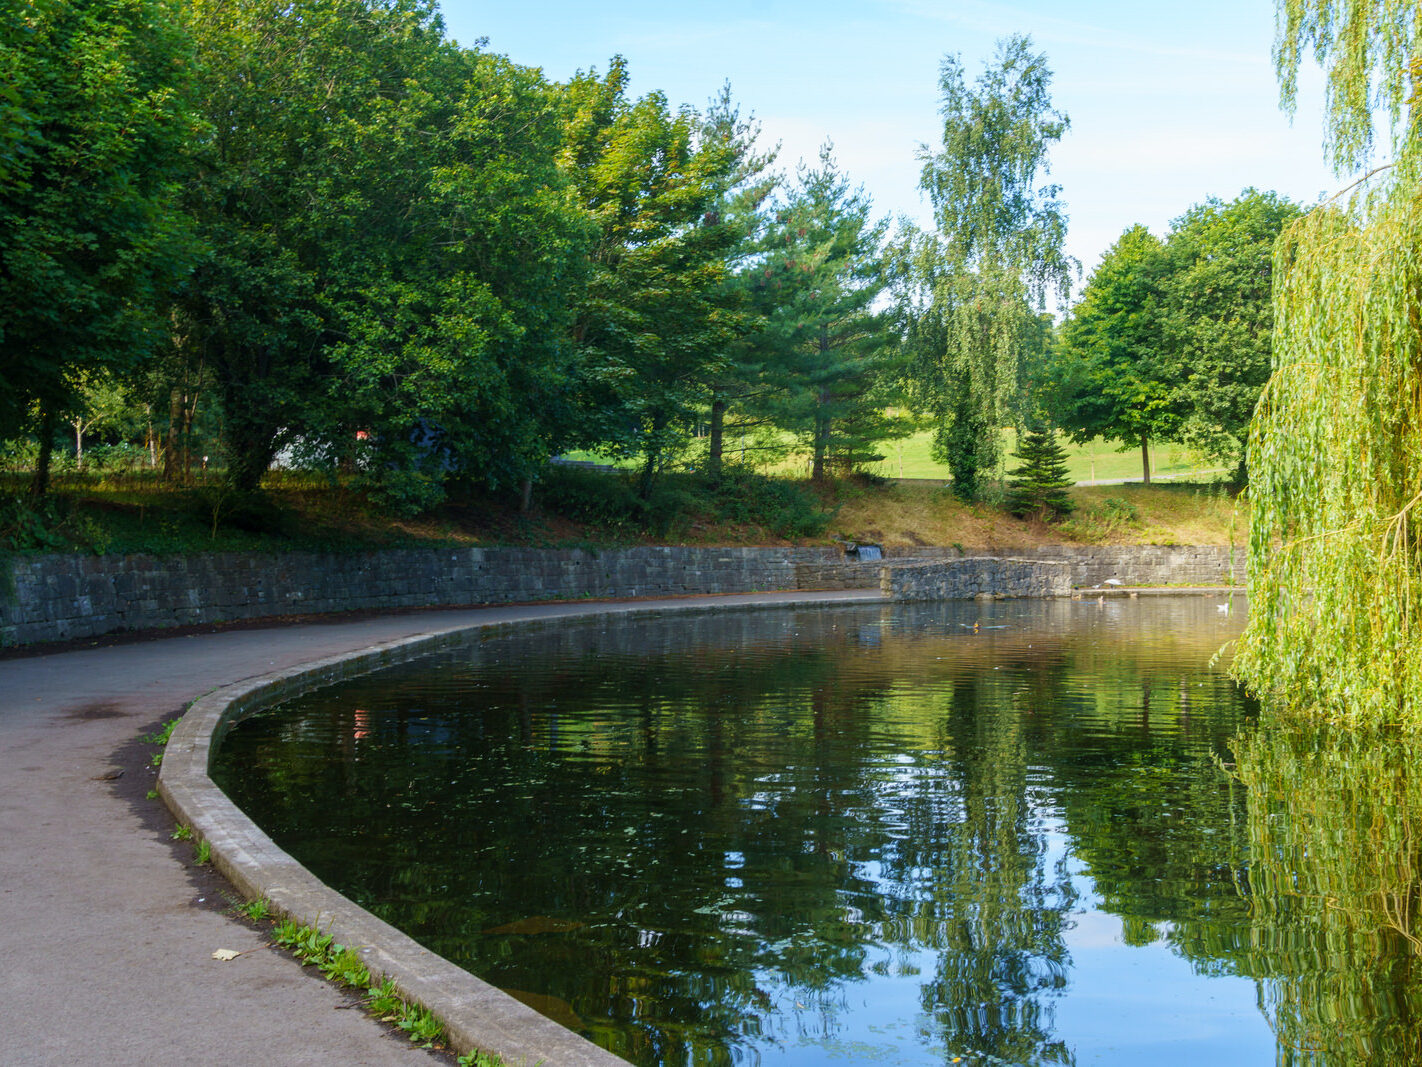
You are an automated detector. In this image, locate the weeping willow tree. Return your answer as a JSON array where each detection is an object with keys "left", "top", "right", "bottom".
[{"left": 1232, "top": 1, "right": 1422, "bottom": 724}]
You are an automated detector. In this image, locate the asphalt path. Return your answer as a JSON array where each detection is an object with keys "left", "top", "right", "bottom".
[{"left": 0, "top": 592, "right": 876, "bottom": 1066}]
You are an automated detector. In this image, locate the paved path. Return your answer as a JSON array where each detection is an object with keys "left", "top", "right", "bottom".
[{"left": 0, "top": 592, "right": 877, "bottom": 1066}]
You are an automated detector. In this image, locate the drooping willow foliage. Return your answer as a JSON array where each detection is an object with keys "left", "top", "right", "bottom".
[
  {"left": 1233, "top": 724, "right": 1422, "bottom": 1059},
  {"left": 1232, "top": 1, "right": 1422, "bottom": 724},
  {"left": 1234, "top": 179, "right": 1422, "bottom": 723},
  {"left": 1274, "top": 0, "right": 1422, "bottom": 176}
]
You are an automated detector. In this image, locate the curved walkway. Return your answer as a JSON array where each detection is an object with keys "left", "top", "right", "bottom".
[{"left": 0, "top": 591, "right": 877, "bottom": 1066}]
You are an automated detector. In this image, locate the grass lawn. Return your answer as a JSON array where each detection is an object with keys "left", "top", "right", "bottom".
[
  {"left": 845, "top": 429, "right": 1218, "bottom": 483},
  {"left": 567, "top": 429, "right": 1226, "bottom": 485}
]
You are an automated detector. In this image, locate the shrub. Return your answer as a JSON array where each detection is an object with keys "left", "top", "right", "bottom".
[{"left": 707, "top": 469, "right": 834, "bottom": 538}]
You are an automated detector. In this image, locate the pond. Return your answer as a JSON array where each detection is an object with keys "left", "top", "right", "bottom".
[{"left": 212, "top": 598, "right": 1422, "bottom": 1065}]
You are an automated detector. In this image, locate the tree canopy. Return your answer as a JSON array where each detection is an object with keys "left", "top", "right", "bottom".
[
  {"left": 896, "top": 34, "right": 1073, "bottom": 500},
  {"left": 7, "top": 0, "right": 1315, "bottom": 539},
  {"left": 0, "top": 0, "right": 199, "bottom": 491},
  {"left": 1052, "top": 191, "right": 1300, "bottom": 484},
  {"left": 1160, "top": 189, "right": 1302, "bottom": 475},
  {"left": 1052, "top": 224, "right": 1178, "bottom": 483},
  {"left": 745, "top": 145, "right": 907, "bottom": 481},
  {"left": 175, "top": 0, "right": 593, "bottom": 506},
  {"left": 564, "top": 66, "right": 770, "bottom": 497}
]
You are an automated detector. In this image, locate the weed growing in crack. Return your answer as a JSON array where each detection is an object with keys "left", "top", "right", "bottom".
[
  {"left": 141, "top": 718, "right": 180, "bottom": 746},
  {"left": 235, "top": 897, "right": 270, "bottom": 922}
]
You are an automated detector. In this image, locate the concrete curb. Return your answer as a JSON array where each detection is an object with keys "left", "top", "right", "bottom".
[{"left": 157, "top": 593, "right": 878, "bottom": 1066}]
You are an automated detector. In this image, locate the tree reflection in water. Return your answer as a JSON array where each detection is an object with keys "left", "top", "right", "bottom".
[
  {"left": 213, "top": 600, "right": 1422, "bottom": 1065},
  {"left": 1232, "top": 724, "right": 1422, "bottom": 1064}
]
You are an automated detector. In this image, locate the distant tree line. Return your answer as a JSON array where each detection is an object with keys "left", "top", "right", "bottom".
[{"left": 1, "top": 0, "right": 1295, "bottom": 517}]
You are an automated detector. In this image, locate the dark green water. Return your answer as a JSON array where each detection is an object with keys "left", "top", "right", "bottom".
[{"left": 212, "top": 599, "right": 1422, "bottom": 1065}]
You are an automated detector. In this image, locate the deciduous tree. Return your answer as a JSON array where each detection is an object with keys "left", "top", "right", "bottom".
[
  {"left": 0, "top": 0, "right": 199, "bottom": 494},
  {"left": 897, "top": 35, "right": 1073, "bottom": 500},
  {"left": 1052, "top": 225, "right": 1179, "bottom": 483},
  {"left": 180, "top": 0, "right": 589, "bottom": 506},
  {"left": 1159, "top": 189, "right": 1301, "bottom": 477}
]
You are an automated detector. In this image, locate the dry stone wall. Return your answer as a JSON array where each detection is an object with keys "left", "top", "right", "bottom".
[
  {"left": 883, "top": 545, "right": 1243, "bottom": 588},
  {"left": 0, "top": 546, "right": 834, "bottom": 648},
  {"left": 882, "top": 558, "right": 1072, "bottom": 601},
  {"left": 0, "top": 542, "right": 1244, "bottom": 648}
]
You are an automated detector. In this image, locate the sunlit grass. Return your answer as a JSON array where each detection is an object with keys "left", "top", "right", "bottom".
[{"left": 566, "top": 429, "right": 1225, "bottom": 485}]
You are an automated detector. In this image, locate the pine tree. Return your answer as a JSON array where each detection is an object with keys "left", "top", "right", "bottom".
[
  {"left": 745, "top": 144, "right": 908, "bottom": 481},
  {"left": 1004, "top": 427, "right": 1074, "bottom": 521}
]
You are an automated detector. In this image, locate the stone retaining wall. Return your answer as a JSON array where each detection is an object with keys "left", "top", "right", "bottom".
[
  {"left": 883, "top": 557, "right": 1072, "bottom": 601},
  {"left": 793, "top": 560, "right": 886, "bottom": 591},
  {"left": 0, "top": 542, "right": 1244, "bottom": 648},
  {"left": 0, "top": 546, "right": 835, "bottom": 648},
  {"left": 883, "top": 544, "right": 1243, "bottom": 588}
]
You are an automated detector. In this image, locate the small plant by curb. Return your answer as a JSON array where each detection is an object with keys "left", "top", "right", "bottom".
[
  {"left": 457, "top": 1051, "right": 513, "bottom": 1067},
  {"left": 234, "top": 897, "right": 271, "bottom": 922},
  {"left": 142, "top": 716, "right": 180, "bottom": 766},
  {"left": 264, "top": 915, "right": 505, "bottom": 1060},
  {"left": 141, "top": 718, "right": 180, "bottom": 746}
]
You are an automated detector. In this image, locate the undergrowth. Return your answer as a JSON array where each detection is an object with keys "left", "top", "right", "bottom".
[{"left": 1, "top": 467, "right": 1241, "bottom": 554}]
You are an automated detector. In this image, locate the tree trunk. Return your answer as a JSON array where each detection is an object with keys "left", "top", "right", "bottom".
[
  {"left": 638, "top": 450, "right": 658, "bottom": 501},
  {"left": 1140, "top": 436, "right": 1151, "bottom": 485},
  {"left": 163, "top": 388, "right": 181, "bottom": 481},
  {"left": 145, "top": 405, "right": 157, "bottom": 468},
  {"left": 707, "top": 396, "right": 726, "bottom": 484},
  {"left": 73, "top": 420, "right": 84, "bottom": 470},
  {"left": 811, "top": 414, "right": 829, "bottom": 481},
  {"left": 29, "top": 407, "right": 56, "bottom": 498},
  {"left": 519, "top": 476, "right": 533, "bottom": 514}
]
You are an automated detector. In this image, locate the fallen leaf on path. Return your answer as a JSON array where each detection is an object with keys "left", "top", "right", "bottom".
[{"left": 212, "top": 949, "right": 243, "bottom": 961}]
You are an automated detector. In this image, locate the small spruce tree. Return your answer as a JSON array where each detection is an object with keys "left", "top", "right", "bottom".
[{"left": 1005, "top": 426, "right": 1075, "bottom": 521}]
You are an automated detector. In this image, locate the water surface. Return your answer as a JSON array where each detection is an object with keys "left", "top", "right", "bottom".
[{"left": 213, "top": 598, "right": 1420, "bottom": 1065}]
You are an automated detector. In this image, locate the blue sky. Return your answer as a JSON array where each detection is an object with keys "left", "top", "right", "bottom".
[{"left": 437, "top": 0, "right": 1341, "bottom": 293}]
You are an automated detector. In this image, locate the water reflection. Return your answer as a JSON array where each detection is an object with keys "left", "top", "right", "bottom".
[
  {"left": 1232, "top": 724, "right": 1422, "bottom": 1064},
  {"left": 211, "top": 599, "right": 1419, "bottom": 1065}
]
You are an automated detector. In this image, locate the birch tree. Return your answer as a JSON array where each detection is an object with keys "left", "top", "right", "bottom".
[{"left": 898, "top": 35, "right": 1073, "bottom": 500}]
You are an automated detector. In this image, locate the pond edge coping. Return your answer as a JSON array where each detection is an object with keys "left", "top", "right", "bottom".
[{"left": 157, "top": 594, "right": 878, "bottom": 1066}]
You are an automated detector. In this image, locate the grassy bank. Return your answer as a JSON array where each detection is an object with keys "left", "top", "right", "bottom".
[
  {"left": 0, "top": 465, "right": 1244, "bottom": 556},
  {"left": 823, "top": 479, "right": 1243, "bottom": 549}
]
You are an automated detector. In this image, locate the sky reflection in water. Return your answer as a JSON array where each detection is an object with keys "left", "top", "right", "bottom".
[{"left": 214, "top": 598, "right": 1393, "bottom": 1065}]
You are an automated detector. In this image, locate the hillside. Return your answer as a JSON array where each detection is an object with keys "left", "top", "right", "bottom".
[{"left": 0, "top": 470, "right": 1245, "bottom": 556}]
